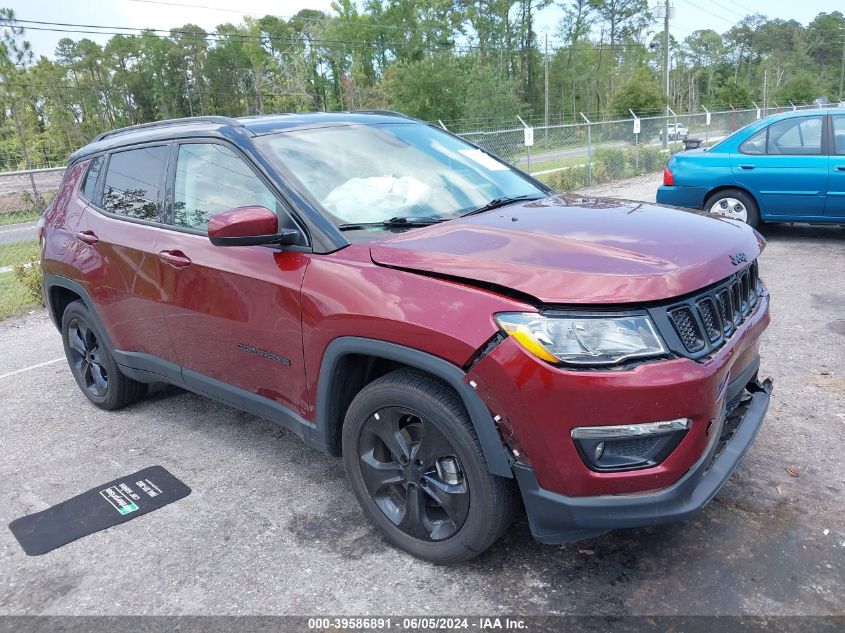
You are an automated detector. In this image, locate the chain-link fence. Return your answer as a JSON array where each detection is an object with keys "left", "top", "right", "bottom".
[
  {"left": 0, "top": 168, "right": 62, "bottom": 318},
  {"left": 456, "top": 105, "right": 823, "bottom": 190},
  {"left": 0, "top": 103, "right": 835, "bottom": 319}
]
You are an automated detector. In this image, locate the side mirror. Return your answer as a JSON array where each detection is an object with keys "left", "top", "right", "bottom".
[{"left": 208, "top": 206, "right": 300, "bottom": 247}]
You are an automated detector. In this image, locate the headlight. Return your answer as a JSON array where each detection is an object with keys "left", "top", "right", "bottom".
[{"left": 494, "top": 312, "right": 667, "bottom": 366}]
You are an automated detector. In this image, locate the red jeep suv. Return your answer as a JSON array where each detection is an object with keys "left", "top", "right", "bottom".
[{"left": 40, "top": 112, "right": 772, "bottom": 563}]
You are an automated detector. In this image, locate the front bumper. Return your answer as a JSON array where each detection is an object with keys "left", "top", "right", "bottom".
[{"left": 512, "top": 374, "right": 771, "bottom": 543}]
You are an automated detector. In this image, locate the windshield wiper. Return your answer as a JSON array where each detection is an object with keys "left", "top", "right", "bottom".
[
  {"left": 461, "top": 194, "right": 544, "bottom": 218},
  {"left": 337, "top": 216, "right": 447, "bottom": 231}
]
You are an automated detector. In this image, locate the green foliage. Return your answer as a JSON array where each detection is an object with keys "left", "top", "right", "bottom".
[
  {"left": 12, "top": 259, "right": 42, "bottom": 307},
  {"left": 385, "top": 53, "right": 468, "bottom": 122},
  {"left": 775, "top": 73, "right": 819, "bottom": 103},
  {"left": 715, "top": 78, "right": 753, "bottom": 109},
  {"left": 640, "top": 146, "right": 666, "bottom": 173},
  {"left": 609, "top": 67, "right": 664, "bottom": 117},
  {"left": 549, "top": 165, "right": 590, "bottom": 192},
  {"left": 462, "top": 63, "right": 520, "bottom": 123},
  {"left": 0, "top": 4, "right": 841, "bottom": 175},
  {"left": 593, "top": 148, "right": 626, "bottom": 180}
]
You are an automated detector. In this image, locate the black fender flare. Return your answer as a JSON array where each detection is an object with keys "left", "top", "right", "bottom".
[
  {"left": 43, "top": 274, "right": 114, "bottom": 346},
  {"left": 316, "top": 337, "right": 513, "bottom": 478}
]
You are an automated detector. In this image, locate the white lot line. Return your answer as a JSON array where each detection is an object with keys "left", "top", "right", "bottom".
[{"left": 0, "top": 357, "right": 64, "bottom": 380}]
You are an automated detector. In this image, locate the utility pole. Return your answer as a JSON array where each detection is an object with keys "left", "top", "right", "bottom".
[
  {"left": 839, "top": 27, "right": 845, "bottom": 98},
  {"left": 763, "top": 68, "right": 768, "bottom": 114},
  {"left": 662, "top": 1, "right": 671, "bottom": 150},
  {"left": 544, "top": 33, "right": 549, "bottom": 137}
]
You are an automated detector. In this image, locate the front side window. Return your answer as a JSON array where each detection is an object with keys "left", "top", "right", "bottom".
[
  {"left": 766, "top": 116, "right": 823, "bottom": 155},
  {"left": 173, "top": 143, "right": 278, "bottom": 231},
  {"left": 102, "top": 146, "right": 168, "bottom": 220},
  {"left": 256, "top": 123, "right": 546, "bottom": 227}
]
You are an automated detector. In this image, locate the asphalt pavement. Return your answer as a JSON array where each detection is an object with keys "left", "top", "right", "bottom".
[
  {"left": 0, "top": 222, "right": 38, "bottom": 246},
  {"left": 0, "top": 190, "right": 843, "bottom": 616}
]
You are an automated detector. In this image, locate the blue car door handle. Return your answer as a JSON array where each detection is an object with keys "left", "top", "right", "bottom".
[
  {"left": 835, "top": 166, "right": 845, "bottom": 172},
  {"left": 738, "top": 164, "right": 756, "bottom": 170}
]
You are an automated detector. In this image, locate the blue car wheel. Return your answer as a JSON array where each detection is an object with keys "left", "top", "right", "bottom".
[{"left": 703, "top": 189, "right": 761, "bottom": 228}]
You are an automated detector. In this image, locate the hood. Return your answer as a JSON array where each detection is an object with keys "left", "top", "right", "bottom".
[{"left": 369, "top": 195, "right": 765, "bottom": 304}]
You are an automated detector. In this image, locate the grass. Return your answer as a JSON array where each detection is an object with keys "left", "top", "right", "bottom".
[
  {"left": 0, "top": 240, "right": 39, "bottom": 269},
  {"left": 0, "top": 271, "right": 39, "bottom": 320},
  {"left": 527, "top": 155, "right": 587, "bottom": 174},
  {"left": 0, "top": 210, "right": 41, "bottom": 226}
]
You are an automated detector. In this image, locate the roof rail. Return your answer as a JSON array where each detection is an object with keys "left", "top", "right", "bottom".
[
  {"left": 92, "top": 116, "right": 244, "bottom": 143},
  {"left": 349, "top": 109, "right": 410, "bottom": 119}
]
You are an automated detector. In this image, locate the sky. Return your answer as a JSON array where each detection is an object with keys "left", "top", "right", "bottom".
[{"left": 2, "top": 0, "right": 841, "bottom": 59}]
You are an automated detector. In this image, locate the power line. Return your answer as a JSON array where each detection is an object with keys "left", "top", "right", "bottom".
[
  {"left": 5, "top": 18, "right": 655, "bottom": 54},
  {"left": 124, "top": 0, "right": 414, "bottom": 32},
  {"left": 678, "top": 0, "right": 737, "bottom": 26}
]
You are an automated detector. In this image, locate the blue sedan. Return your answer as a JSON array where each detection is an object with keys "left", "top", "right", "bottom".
[{"left": 657, "top": 108, "right": 845, "bottom": 227}]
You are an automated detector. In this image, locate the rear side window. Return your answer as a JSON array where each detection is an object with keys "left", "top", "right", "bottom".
[
  {"left": 80, "top": 156, "right": 103, "bottom": 201},
  {"left": 739, "top": 129, "right": 766, "bottom": 155},
  {"left": 766, "top": 116, "right": 823, "bottom": 155},
  {"left": 102, "top": 146, "right": 169, "bottom": 221},
  {"left": 172, "top": 143, "right": 277, "bottom": 231},
  {"left": 833, "top": 116, "right": 845, "bottom": 156}
]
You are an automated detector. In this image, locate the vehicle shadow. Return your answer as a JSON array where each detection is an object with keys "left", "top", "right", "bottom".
[{"left": 758, "top": 222, "right": 844, "bottom": 243}]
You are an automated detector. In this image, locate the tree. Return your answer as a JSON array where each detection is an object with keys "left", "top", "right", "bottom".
[
  {"left": 385, "top": 53, "right": 469, "bottom": 121},
  {"left": 589, "top": 0, "right": 650, "bottom": 95},
  {"left": 462, "top": 62, "right": 520, "bottom": 121},
  {"left": 714, "top": 77, "right": 753, "bottom": 108},
  {"left": 609, "top": 66, "right": 663, "bottom": 116},
  {"left": 775, "top": 73, "right": 818, "bottom": 103}
]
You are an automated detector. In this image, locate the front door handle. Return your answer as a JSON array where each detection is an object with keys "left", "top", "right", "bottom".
[
  {"left": 835, "top": 166, "right": 845, "bottom": 172},
  {"left": 158, "top": 250, "right": 192, "bottom": 268},
  {"left": 738, "top": 164, "right": 756, "bottom": 170},
  {"left": 75, "top": 230, "right": 98, "bottom": 245}
]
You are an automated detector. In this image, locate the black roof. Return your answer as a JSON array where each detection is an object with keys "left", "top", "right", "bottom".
[{"left": 70, "top": 110, "right": 417, "bottom": 162}]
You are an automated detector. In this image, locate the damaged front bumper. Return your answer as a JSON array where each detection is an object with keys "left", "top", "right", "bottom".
[{"left": 513, "top": 375, "right": 773, "bottom": 544}]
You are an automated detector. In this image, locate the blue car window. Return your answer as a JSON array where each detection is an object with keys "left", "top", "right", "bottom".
[
  {"left": 833, "top": 116, "right": 845, "bottom": 156},
  {"left": 739, "top": 128, "right": 766, "bottom": 155},
  {"left": 766, "top": 116, "right": 823, "bottom": 155}
]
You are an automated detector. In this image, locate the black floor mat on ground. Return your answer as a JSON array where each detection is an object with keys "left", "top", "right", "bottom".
[{"left": 8, "top": 465, "right": 191, "bottom": 556}]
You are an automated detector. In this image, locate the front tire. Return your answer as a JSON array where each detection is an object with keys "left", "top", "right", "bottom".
[
  {"left": 341, "top": 369, "right": 517, "bottom": 564},
  {"left": 704, "top": 188, "right": 761, "bottom": 228},
  {"left": 61, "top": 301, "right": 147, "bottom": 410}
]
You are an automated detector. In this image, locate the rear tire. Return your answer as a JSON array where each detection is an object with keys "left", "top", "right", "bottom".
[
  {"left": 342, "top": 369, "right": 518, "bottom": 564},
  {"left": 61, "top": 301, "right": 147, "bottom": 410},
  {"left": 704, "top": 188, "right": 761, "bottom": 228}
]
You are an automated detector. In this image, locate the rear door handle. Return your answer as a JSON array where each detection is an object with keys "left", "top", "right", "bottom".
[
  {"left": 158, "top": 250, "right": 192, "bottom": 268},
  {"left": 738, "top": 164, "right": 756, "bottom": 170},
  {"left": 75, "top": 230, "right": 98, "bottom": 245},
  {"left": 835, "top": 166, "right": 845, "bottom": 172}
]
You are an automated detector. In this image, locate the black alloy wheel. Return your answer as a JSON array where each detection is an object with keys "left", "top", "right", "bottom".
[
  {"left": 342, "top": 369, "right": 518, "bottom": 563},
  {"left": 358, "top": 405, "right": 470, "bottom": 541},
  {"left": 66, "top": 316, "right": 109, "bottom": 398},
  {"left": 61, "top": 300, "right": 147, "bottom": 410}
]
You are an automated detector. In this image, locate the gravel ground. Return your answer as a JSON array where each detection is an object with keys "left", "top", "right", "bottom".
[
  {"left": 0, "top": 171, "right": 64, "bottom": 198},
  {"left": 579, "top": 173, "right": 662, "bottom": 202},
  {"left": 0, "top": 180, "right": 843, "bottom": 616}
]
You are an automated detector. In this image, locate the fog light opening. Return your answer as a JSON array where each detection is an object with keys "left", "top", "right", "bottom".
[{"left": 571, "top": 418, "right": 691, "bottom": 472}]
